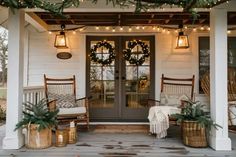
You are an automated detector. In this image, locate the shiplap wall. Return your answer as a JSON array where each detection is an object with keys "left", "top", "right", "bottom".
[
  {"left": 26, "top": 28, "right": 86, "bottom": 98},
  {"left": 25, "top": 27, "right": 208, "bottom": 103}
]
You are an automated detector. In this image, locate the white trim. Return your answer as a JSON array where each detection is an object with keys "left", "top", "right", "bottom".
[
  {"left": 209, "top": 8, "right": 231, "bottom": 151},
  {"left": 3, "top": 9, "right": 25, "bottom": 150}
]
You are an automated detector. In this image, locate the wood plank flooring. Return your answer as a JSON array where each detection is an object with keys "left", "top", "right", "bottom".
[{"left": 0, "top": 125, "right": 236, "bottom": 157}]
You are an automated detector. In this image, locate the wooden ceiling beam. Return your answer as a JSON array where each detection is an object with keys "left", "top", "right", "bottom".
[
  {"left": 34, "top": 11, "right": 236, "bottom": 26},
  {"left": 25, "top": 12, "right": 49, "bottom": 32}
]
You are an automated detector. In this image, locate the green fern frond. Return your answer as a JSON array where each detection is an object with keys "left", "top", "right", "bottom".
[
  {"left": 15, "top": 98, "right": 59, "bottom": 131},
  {"left": 170, "top": 98, "right": 221, "bottom": 131}
]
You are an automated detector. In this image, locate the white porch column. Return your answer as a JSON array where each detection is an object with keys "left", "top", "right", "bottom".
[
  {"left": 209, "top": 8, "right": 231, "bottom": 151},
  {"left": 2, "top": 9, "right": 25, "bottom": 149}
]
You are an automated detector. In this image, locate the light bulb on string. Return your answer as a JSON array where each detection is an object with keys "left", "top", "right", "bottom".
[{"left": 128, "top": 27, "right": 132, "bottom": 32}]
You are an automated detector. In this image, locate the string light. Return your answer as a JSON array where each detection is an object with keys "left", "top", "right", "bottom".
[
  {"left": 73, "top": 31, "right": 76, "bottom": 34},
  {"left": 90, "top": 25, "right": 234, "bottom": 34},
  {"left": 48, "top": 31, "right": 52, "bottom": 34}
]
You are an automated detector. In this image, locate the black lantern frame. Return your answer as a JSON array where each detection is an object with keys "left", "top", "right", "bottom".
[
  {"left": 54, "top": 24, "right": 68, "bottom": 49},
  {"left": 176, "top": 25, "right": 189, "bottom": 49}
]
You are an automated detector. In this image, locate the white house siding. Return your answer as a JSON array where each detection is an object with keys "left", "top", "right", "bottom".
[
  {"left": 26, "top": 28, "right": 86, "bottom": 98},
  {"left": 25, "top": 26, "right": 209, "bottom": 104}
]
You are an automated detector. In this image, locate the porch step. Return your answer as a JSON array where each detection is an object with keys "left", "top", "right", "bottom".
[{"left": 88, "top": 123, "right": 149, "bottom": 133}]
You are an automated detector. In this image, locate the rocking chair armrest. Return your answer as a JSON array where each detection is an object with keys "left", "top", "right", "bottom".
[
  {"left": 47, "top": 99, "right": 57, "bottom": 112},
  {"left": 148, "top": 99, "right": 160, "bottom": 102},
  {"left": 75, "top": 97, "right": 90, "bottom": 112},
  {"left": 75, "top": 96, "right": 92, "bottom": 101},
  {"left": 147, "top": 99, "right": 160, "bottom": 107},
  {"left": 76, "top": 97, "right": 87, "bottom": 101}
]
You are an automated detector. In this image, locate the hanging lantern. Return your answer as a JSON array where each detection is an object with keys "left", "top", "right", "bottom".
[
  {"left": 176, "top": 25, "right": 189, "bottom": 49},
  {"left": 54, "top": 24, "right": 68, "bottom": 49}
]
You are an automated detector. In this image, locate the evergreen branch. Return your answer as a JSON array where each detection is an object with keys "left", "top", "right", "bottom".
[{"left": 0, "top": 0, "right": 230, "bottom": 16}]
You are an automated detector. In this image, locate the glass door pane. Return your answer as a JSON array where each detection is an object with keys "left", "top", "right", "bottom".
[
  {"left": 87, "top": 36, "right": 119, "bottom": 120},
  {"left": 125, "top": 40, "right": 151, "bottom": 108},
  {"left": 90, "top": 41, "right": 115, "bottom": 108},
  {"left": 121, "top": 36, "right": 155, "bottom": 120}
]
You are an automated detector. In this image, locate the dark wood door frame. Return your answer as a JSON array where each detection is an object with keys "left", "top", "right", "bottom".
[{"left": 86, "top": 35, "right": 155, "bottom": 121}]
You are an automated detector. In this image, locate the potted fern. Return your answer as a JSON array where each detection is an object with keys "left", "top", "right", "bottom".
[
  {"left": 171, "top": 99, "right": 220, "bottom": 148},
  {"left": 15, "top": 98, "right": 59, "bottom": 149}
]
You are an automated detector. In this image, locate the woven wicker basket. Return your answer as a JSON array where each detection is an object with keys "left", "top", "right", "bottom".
[
  {"left": 182, "top": 121, "right": 207, "bottom": 148},
  {"left": 26, "top": 124, "right": 52, "bottom": 149}
]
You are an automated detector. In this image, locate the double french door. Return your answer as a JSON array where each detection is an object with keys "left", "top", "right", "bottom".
[{"left": 86, "top": 36, "right": 155, "bottom": 121}]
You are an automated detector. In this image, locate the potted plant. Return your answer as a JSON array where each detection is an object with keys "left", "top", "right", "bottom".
[
  {"left": 171, "top": 99, "right": 221, "bottom": 148},
  {"left": 15, "top": 98, "right": 59, "bottom": 149}
]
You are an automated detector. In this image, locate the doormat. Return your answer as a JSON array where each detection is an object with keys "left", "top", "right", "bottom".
[{"left": 92, "top": 124, "right": 149, "bottom": 133}]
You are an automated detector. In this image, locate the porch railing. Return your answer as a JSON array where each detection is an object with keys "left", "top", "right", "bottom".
[{"left": 23, "top": 86, "right": 45, "bottom": 104}]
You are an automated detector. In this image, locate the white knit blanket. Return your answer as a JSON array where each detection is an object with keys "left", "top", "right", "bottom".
[{"left": 148, "top": 106, "right": 181, "bottom": 138}]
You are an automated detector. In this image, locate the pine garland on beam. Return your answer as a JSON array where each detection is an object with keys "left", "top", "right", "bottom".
[{"left": 0, "top": 0, "right": 230, "bottom": 15}]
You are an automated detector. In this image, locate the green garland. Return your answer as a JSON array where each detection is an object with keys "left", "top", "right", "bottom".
[
  {"left": 123, "top": 40, "right": 150, "bottom": 66},
  {"left": 90, "top": 41, "right": 115, "bottom": 66},
  {"left": 0, "top": 0, "right": 81, "bottom": 15},
  {"left": 0, "top": 0, "right": 229, "bottom": 16}
]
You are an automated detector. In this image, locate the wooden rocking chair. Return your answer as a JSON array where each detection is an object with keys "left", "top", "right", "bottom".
[
  {"left": 44, "top": 74, "right": 89, "bottom": 129},
  {"left": 201, "top": 68, "right": 236, "bottom": 126},
  {"left": 148, "top": 74, "right": 195, "bottom": 124}
]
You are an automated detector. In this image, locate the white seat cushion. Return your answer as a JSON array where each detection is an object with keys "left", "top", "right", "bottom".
[
  {"left": 160, "top": 93, "right": 189, "bottom": 107},
  {"left": 58, "top": 107, "right": 86, "bottom": 115}
]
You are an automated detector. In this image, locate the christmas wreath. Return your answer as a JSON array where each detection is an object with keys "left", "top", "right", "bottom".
[
  {"left": 90, "top": 41, "right": 115, "bottom": 66},
  {"left": 123, "top": 40, "right": 150, "bottom": 66}
]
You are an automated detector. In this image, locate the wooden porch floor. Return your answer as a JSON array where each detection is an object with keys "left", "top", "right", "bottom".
[{"left": 0, "top": 125, "right": 236, "bottom": 157}]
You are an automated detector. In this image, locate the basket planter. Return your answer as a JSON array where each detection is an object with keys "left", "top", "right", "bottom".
[
  {"left": 182, "top": 120, "right": 207, "bottom": 148},
  {"left": 26, "top": 124, "right": 52, "bottom": 149}
]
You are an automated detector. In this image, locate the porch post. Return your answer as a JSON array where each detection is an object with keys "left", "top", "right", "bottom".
[
  {"left": 209, "top": 8, "right": 231, "bottom": 150},
  {"left": 2, "top": 9, "right": 25, "bottom": 149}
]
